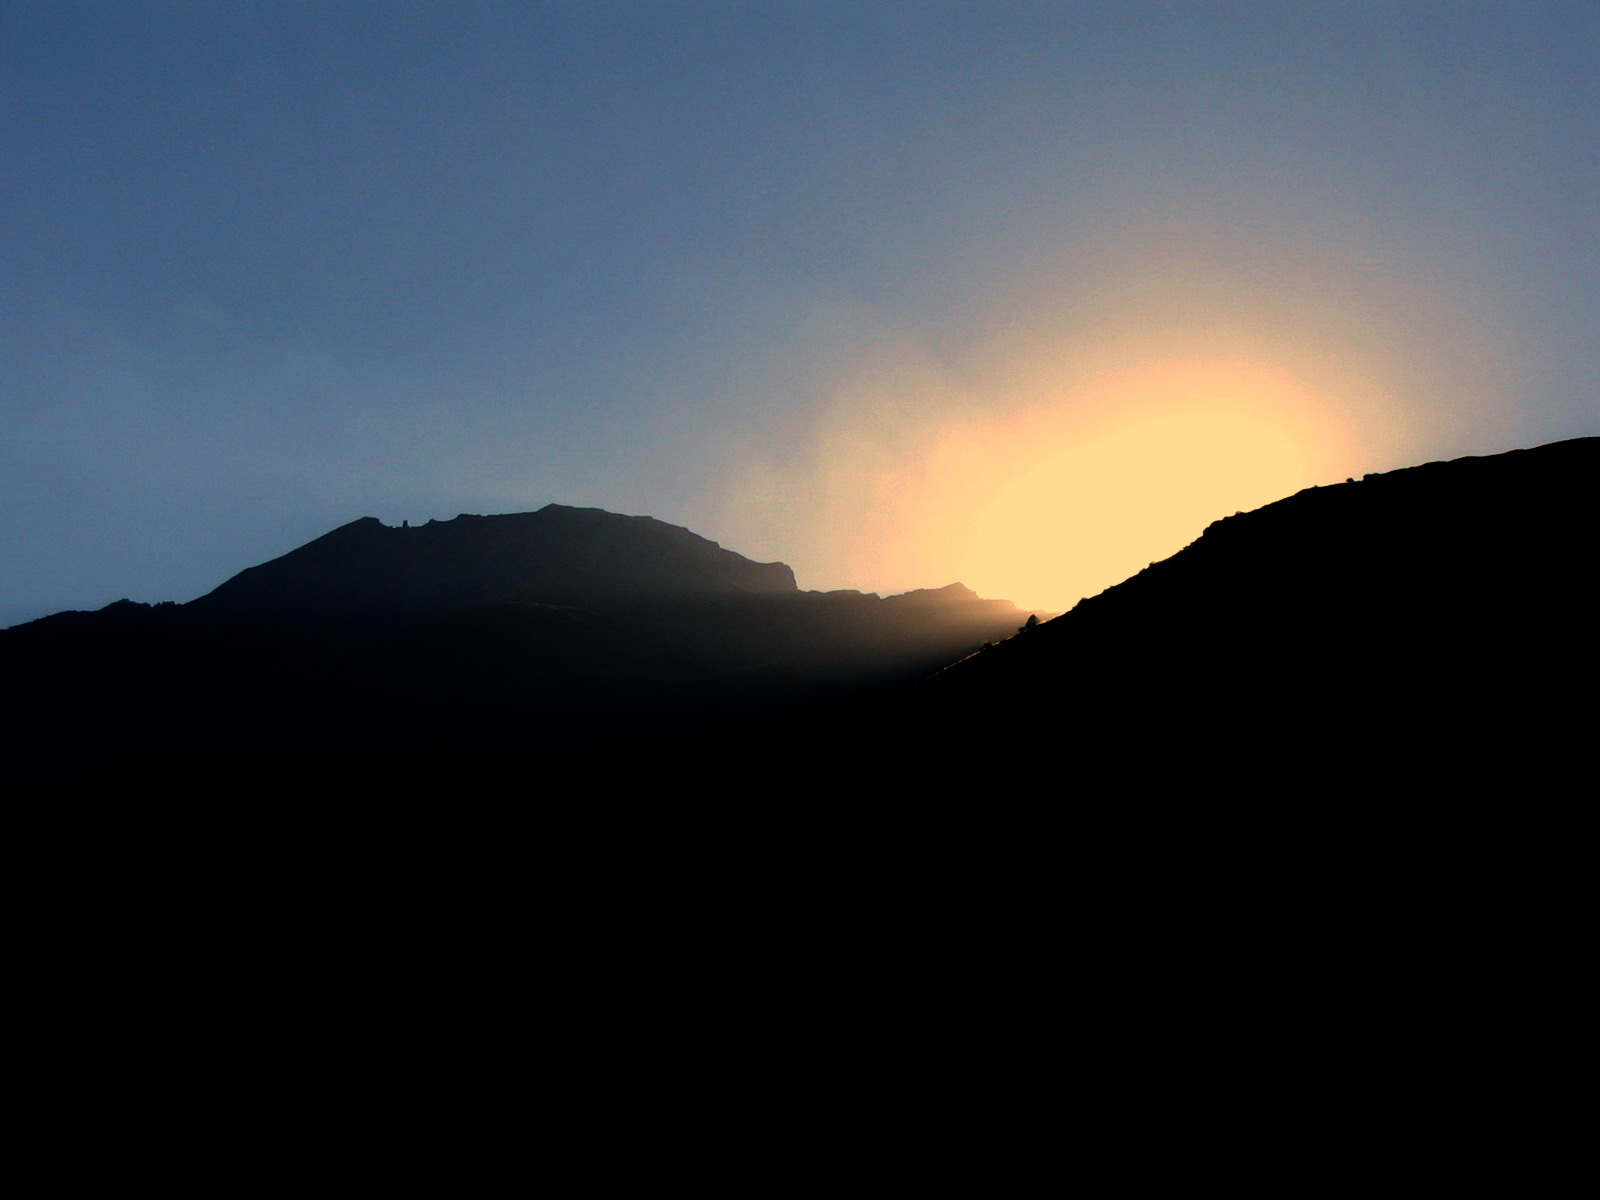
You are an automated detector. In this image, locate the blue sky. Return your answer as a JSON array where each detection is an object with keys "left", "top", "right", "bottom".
[{"left": 3, "top": 0, "right": 1596, "bottom": 622}]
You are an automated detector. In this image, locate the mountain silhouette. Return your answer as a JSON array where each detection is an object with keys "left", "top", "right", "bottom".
[
  {"left": 1, "top": 503, "right": 1033, "bottom": 764},
  {"left": 4, "top": 438, "right": 1591, "bottom": 789},
  {"left": 189, "top": 505, "right": 797, "bottom": 619},
  {"left": 901, "top": 435, "right": 1596, "bottom": 791},
  {"left": 16, "top": 440, "right": 1587, "bottom": 1114}
]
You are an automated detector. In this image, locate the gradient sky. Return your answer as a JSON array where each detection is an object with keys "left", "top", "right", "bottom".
[{"left": 4, "top": 0, "right": 1596, "bottom": 625}]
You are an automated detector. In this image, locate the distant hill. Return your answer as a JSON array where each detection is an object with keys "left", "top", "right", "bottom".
[
  {"left": 1, "top": 503, "right": 1034, "bottom": 763},
  {"left": 189, "top": 505, "right": 798, "bottom": 619}
]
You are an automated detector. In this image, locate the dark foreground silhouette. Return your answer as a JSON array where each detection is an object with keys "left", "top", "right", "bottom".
[
  {"left": 9, "top": 439, "right": 1590, "bottom": 1149},
  {"left": 901, "top": 435, "right": 1596, "bottom": 792}
]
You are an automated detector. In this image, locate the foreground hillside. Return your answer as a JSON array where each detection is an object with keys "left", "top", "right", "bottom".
[{"left": 903, "top": 436, "right": 1596, "bottom": 788}]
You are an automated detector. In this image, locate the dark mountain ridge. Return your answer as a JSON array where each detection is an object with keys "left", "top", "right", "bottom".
[
  {"left": 905, "top": 435, "right": 1596, "bottom": 787},
  {"left": 5, "top": 436, "right": 1590, "bottom": 786},
  {"left": 16, "top": 439, "right": 1587, "bottom": 1112},
  {"left": 189, "top": 505, "right": 798, "bottom": 619},
  {"left": 2, "top": 502, "right": 1034, "bottom": 756}
]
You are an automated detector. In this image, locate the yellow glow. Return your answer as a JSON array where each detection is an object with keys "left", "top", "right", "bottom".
[
  {"left": 917, "top": 358, "right": 1360, "bottom": 610},
  {"left": 718, "top": 336, "right": 1406, "bottom": 612}
]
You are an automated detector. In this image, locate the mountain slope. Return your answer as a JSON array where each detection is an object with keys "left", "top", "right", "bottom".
[{"left": 905, "top": 436, "right": 1596, "bottom": 785}]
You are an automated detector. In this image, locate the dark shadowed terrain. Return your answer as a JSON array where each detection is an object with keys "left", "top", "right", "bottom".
[
  {"left": 8, "top": 438, "right": 1591, "bottom": 1143},
  {"left": 900, "top": 435, "right": 1595, "bottom": 792}
]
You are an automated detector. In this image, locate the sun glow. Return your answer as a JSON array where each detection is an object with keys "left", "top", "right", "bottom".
[
  {"left": 915, "top": 357, "right": 1360, "bottom": 611},
  {"left": 721, "top": 335, "right": 1397, "bottom": 613}
]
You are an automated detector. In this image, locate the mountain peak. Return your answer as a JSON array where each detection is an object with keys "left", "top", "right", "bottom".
[
  {"left": 885, "top": 582, "right": 980, "bottom": 605},
  {"left": 190, "top": 505, "right": 797, "bottom": 617}
]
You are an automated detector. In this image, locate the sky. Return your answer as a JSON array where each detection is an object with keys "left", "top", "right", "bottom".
[{"left": 3, "top": 0, "right": 1596, "bottom": 626}]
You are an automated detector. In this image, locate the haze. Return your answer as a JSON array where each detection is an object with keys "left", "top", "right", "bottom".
[{"left": 3, "top": 1, "right": 1595, "bottom": 624}]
